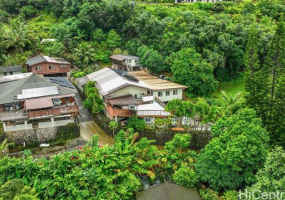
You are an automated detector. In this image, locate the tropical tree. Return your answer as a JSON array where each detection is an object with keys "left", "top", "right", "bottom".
[
  {"left": 0, "top": 19, "right": 32, "bottom": 53},
  {"left": 74, "top": 42, "right": 96, "bottom": 68},
  {"left": 109, "top": 120, "right": 119, "bottom": 139},
  {"left": 196, "top": 108, "right": 269, "bottom": 191},
  {"left": 247, "top": 146, "right": 285, "bottom": 194},
  {"left": 83, "top": 81, "right": 104, "bottom": 114},
  {"left": 170, "top": 48, "right": 218, "bottom": 96},
  {"left": 221, "top": 90, "right": 243, "bottom": 115},
  {"left": 127, "top": 117, "right": 146, "bottom": 132}
]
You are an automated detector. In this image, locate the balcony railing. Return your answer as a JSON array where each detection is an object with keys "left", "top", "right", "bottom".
[
  {"left": 113, "top": 108, "right": 133, "bottom": 117},
  {"left": 28, "top": 105, "right": 79, "bottom": 119}
]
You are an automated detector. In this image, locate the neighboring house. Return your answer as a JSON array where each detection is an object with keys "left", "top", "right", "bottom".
[
  {"left": 110, "top": 54, "right": 142, "bottom": 72},
  {"left": 26, "top": 55, "right": 70, "bottom": 76},
  {"left": 136, "top": 181, "right": 201, "bottom": 200},
  {"left": 76, "top": 68, "right": 187, "bottom": 123},
  {"left": 129, "top": 71, "right": 187, "bottom": 103},
  {"left": 0, "top": 73, "right": 79, "bottom": 132},
  {"left": 0, "top": 65, "right": 22, "bottom": 76}
]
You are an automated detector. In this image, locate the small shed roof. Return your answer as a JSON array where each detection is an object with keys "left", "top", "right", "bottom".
[
  {"left": 129, "top": 71, "right": 187, "bottom": 91},
  {"left": 0, "top": 65, "right": 22, "bottom": 73},
  {"left": 110, "top": 54, "right": 139, "bottom": 61},
  {"left": 136, "top": 102, "right": 165, "bottom": 111},
  {"left": 110, "top": 55, "right": 125, "bottom": 61},
  {"left": 136, "top": 182, "right": 201, "bottom": 200}
]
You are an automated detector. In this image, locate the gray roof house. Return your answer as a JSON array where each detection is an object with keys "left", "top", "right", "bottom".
[
  {"left": 136, "top": 182, "right": 201, "bottom": 200},
  {"left": 0, "top": 73, "right": 79, "bottom": 132}
]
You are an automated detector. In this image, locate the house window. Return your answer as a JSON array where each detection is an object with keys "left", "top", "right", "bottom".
[
  {"left": 49, "top": 65, "right": 55, "bottom": 69},
  {"left": 158, "top": 91, "right": 163, "bottom": 97},
  {"left": 3, "top": 72, "right": 7, "bottom": 76},
  {"left": 147, "top": 90, "right": 153, "bottom": 95},
  {"left": 166, "top": 91, "right": 170, "bottom": 96},
  {"left": 60, "top": 65, "right": 67, "bottom": 68},
  {"left": 173, "top": 90, "right": 178, "bottom": 95},
  {"left": 129, "top": 105, "right": 135, "bottom": 110},
  {"left": 36, "top": 66, "right": 42, "bottom": 70},
  {"left": 145, "top": 117, "right": 151, "bottom": 123}
]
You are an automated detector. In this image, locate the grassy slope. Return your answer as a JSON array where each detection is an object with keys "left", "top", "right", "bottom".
[{"left": 210, "top": 77, "right": 245, "bottom": 104}]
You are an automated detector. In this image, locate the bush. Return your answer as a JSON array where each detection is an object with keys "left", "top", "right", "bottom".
[
  {"left": 221, "top": 190, "right": 239, "bottom": 200},
  {"left": 172, "top": 166, "right": 199, "bottom": 188},
  {"left": 199, "top": 188, "right": 218, "bottom": 200},
  {"left": 127, "top": 117, "right": 146, "bottom": 132}
]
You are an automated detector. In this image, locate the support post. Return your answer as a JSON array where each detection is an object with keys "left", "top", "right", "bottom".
[
  {"left": 24, "top": 121, "right": 28, "bottom": 129},
  {"left": 51, "top": 117, "right": 55, "bottom": 127},
  {"left": 3, "top": 122, "right": 7, "bottom": 132}
]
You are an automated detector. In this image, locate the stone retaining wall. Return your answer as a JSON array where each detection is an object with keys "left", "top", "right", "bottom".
[
  {"left": 93, "top": 113, "right": 211, "bottom": 150},
  {"left": 138, "top": 128, "right": 211, "bottom": 150},
  {"left": 4, "top": 123, "right": 80, "bottom": 147}
]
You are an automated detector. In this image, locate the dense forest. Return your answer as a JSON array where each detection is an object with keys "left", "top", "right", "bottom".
[{"left": 0, "top": 0, "right": 285, "bottom": 199}]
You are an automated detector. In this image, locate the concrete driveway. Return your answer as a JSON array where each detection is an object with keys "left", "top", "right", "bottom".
[{"left": 74, "top": 92, "right": 114, "bottom": 146}]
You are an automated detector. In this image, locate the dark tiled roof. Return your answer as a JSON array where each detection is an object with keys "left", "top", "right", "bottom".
[
  {"left": 0, "top": 65, "right": 22, "bottom": 73},
  {"left": 136, "top": 182, "right": 201, "bottom": 200}
]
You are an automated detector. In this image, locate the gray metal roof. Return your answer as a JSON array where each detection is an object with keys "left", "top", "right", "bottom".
[
  {"left": 26, "top": 55, "right": 70, "bottom": 66},
  {"left": 0, "top": 74, "right": 76, "bottom": 104},
  {"left": 76, "top": 68, "right": 149, "bottom": 96},
  {"left": 26, "top": 55, "right": 46, "bottom": 66},
  {"left": 136, "top": 182, "right": 201, "bottom": 200},
  {"left": 110, "top": 54, "right": 139, "bottom": 61},
  {"left": 0, "top": 65, "right": 22, "bottom": 73}
]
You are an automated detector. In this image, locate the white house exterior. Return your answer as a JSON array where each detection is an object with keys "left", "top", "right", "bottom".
[{"left": 76, "top": 68, "right": 187, "bottom": 123}]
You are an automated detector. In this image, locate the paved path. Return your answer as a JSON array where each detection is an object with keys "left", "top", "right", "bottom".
[
  {"left": 80, "top": 121, "right": 114, "bottom": 146},
  {"left": 74, "top": 93, "right": 92, "bottom": 123},
  {"left": 74, "top": 92, "right": 113, "bottom": 146}
]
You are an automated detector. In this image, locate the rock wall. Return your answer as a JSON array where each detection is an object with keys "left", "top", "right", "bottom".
[
  {"left": 93, "top": 113, "right": 211, "bottom": 150},
  {"left": 138, "top": 128, "right": 211, "bottom": 150},
  {"left": 4, "top": 123, "right": 80, "bottom": 147}
]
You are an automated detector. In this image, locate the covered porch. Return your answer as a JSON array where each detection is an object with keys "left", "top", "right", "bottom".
[{"left": 106, "top": 95, "right": 140, "bottom": 120}]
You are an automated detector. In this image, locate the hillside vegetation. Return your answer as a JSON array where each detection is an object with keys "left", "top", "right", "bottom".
[{"left": 0, "top": 0, "right": 285, "bottom": 199}]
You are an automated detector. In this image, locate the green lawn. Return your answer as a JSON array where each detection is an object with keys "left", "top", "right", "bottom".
[{"left": 210, "top": 78, "right": 245, "bottom": 105}]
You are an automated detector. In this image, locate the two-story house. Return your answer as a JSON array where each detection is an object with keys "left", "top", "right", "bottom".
[
  {"left": 76, "top": 68, "right": 187, "bottom": 123},
  {"left": 26, "top": 55, "right": 70, "bottom": 77},
  {"left": 0, "top": 73, "right": 79, "bottom": 132},
  {"left": 110, "top": 55, "right": 142, "bottom": 72}
]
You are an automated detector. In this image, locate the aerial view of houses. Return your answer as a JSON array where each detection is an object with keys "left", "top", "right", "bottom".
[
  {"left": 76, "top": 67, "right": 187, "bottom": 123},
  {"left": 0, "top": 1, "right": 284, "bottom": 200}
]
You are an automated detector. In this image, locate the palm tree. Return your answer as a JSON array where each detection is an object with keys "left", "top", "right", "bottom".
[
  {"left": 109, "top": 120, "right": 119, "bottom": 139},
  {"left": 221, "top": 90, "right": 243, "bottom": 114},
  {"left": 0, "top": 139, "right": 9, "bottom": 158},
  {"left": 0, "top": 19, "right": 31, "bottom": 53},
  {"left": 74, "top": 42, "right": 96, "bottom": 68}
]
